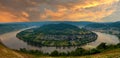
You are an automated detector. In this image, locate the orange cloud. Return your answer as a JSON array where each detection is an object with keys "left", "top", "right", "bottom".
[
  {"left": 0, "top": 11, "right": 29, "bottom": 22},
  {"left": 22, "top": 11, "right": 29, "bottom": 17},
  {"left": 39, "top": 0, "right": 119, "bottom": 21},
  {"left": 0, "top": 0, "right": 119, "bottom": 22}
]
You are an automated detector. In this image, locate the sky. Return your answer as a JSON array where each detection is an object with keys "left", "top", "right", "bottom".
[{"left": 0, "top": 0, "right": 120, "bottom": 22}]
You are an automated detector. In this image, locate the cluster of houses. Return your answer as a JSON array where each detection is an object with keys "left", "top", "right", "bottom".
[{"left": 38, "top": 33, "right": 97, "bottom": 41}]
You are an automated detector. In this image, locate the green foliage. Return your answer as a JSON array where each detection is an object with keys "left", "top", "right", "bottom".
[
  {"left": 0, "top": 24, "right": 27, "bottom": 34},
  {"left": 97, "top": 43, "right": 107, "bottom": 50},
  {"left": 19, "top": 42, "right": 120, "bottom": 57},
  {"left": 20, "top": 48, "right": 44, "bottom": 56},
  {"left": 17, "top": 23, "right": 97, "bottom": 47},
  {"left": 86, "top": 49, "right": 101, "bottom": 55},
  {"left": 36, "top": 23, "right": 87, "bottom": 35},
  {"left": 85, "top": 23, "right": 109, "bottom": 28},
  {"left": 50, "top": 50, "right": 59, "bottom": 56},
  {"left": 116, "top": 43, "right": 120, "bottom": 48},
  {"left": 74, "top": 48, "right": 86, "bottom": 56}
]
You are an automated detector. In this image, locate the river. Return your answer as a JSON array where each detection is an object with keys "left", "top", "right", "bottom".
[{"left": 0, "top": 28, "right": 119, "bottom": 53}]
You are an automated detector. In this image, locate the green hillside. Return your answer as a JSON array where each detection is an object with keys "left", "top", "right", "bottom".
[
  {"left": 84, "top": 22, "right": 120, "bottom": 39},
  {"left": 16, "top": 23, "right": 97, "bottom": 46}
]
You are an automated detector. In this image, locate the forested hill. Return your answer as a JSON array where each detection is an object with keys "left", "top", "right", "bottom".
[
  {"left": 0, "top": 24, "right": 27, "bottom": 34},
  {"left": 84, "top": 21, "right": 120, "bottom": 30},
  {"left": 17, "top": 23, "right": 97, "bottom": 46},
  {"left": 1, "top": 21, "right": 120, "bottom": 35},
  {"left": 84, "top": 21, "right": 120, "bottom": 39},
  {"left": 0, "top": 21, "right": 93, "bottom": 34},
  {"left": 34, "top": 23, "right": 89, "bottom": 35}
]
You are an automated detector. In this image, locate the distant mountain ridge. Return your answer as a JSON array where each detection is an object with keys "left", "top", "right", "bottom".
[
  {"left": 0, "top": 21, "right": 120, "bottom": 35},
  {"left": 0, "top": 21, "right": 93, "bottom": 34},
  {"left": 84, "top": 21, "right": 120, "bottom": 30},
  {"left": 84, "top": 21, "right": 120, "bottom": 39}
]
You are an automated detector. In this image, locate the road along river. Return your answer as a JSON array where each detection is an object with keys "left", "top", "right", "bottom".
[{"left": 0, "top": 28, "right": 119, "bottom": 53}]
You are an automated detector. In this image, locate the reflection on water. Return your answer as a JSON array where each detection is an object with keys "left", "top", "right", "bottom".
[
  {"left": 0, "top": 29, "right": 119, "bottom": 53},
  {"left": 82, "top": 32, "right": 119, "bottom": 49}
]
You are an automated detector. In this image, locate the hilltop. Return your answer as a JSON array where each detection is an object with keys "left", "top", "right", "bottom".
[{"left": 16, "top": 23, "right": 97, "bottom": 46}]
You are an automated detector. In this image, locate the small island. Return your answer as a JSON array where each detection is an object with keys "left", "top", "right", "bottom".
[{"left": 16, "top": 23, "right": 98, "bottom": 47}]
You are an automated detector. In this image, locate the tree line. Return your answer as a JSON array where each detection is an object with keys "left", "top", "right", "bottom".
[{"left": 19, "top": 42, "right": 120, "bottom": 56}]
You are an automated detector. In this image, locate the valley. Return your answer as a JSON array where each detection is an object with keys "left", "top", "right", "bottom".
[{"left": 0, "top": 21, "right": 120, "bottom": 57}]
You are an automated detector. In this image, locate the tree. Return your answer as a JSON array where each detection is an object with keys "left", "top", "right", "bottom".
[
  {"left": 97, "top": 43, "right": 107, "bottom": 50},
  {"left": 75, "top": 48, "right": 86, "bottom": 56},
  {"left": 50, "top": 50, "right": 59, "bottom": 56},
  {"left": 88, "top": 49, "right": 100, "bottom": 54},
  {"left": 116, "top": 43, "right": 120, "bottom": 48},
  {"left": 59, "top": 52, "right": 67, "bottom": 56},
  {"left": 69, "top": 48, "right": 86, "bottom": 56},
  {"left": 20, "top": 48, "right": 27, "bottom": 53}
]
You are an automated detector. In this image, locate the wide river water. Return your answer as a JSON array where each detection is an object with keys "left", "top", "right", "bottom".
[{"left": 0, "top": 28, "right": 119, "bottom": 53}]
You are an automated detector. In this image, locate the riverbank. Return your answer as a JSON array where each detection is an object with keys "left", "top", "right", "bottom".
[
  {"left": 0, "top": 39, "right": 120, "bottom": 58},
  {"left": 0, "top": 41, "right": 33, "bottom": 58},
  {"left": 82, "top": 32, "right": 119, "bottom": 49},
  {"left": 0, "top": 27, "right": 120, "bottom": 57},
  {"left": 0, "top": 28, "right": 119, "bottom": 53}
]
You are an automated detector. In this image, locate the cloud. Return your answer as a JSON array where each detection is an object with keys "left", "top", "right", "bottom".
[
  {"left": 22, "top": 11, "right": 29, "bottom": 18},
  {"left": 0, "top": 11, "right": 29, "bottom": 22},
  {"left": 39, "top": 0, "right": 119, "bottom": 21},
  {"left": 0, "top": 0, "right": 119, "bottom": 22}
]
